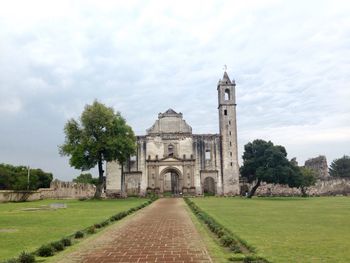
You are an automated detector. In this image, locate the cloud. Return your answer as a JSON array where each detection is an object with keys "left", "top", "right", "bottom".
[{"left": 0, "top": 0, "right": 349, "bottom": 179}]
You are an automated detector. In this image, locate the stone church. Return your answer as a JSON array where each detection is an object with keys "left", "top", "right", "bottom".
[{"left": 106, "top": 72, "right": 240, "bottom": 196}]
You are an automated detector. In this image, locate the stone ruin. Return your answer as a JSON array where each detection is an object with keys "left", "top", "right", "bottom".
[
  {"left": 0, "top": 179, "right": 96, "bottom": 202},
  {"left": 241, "top": 155, "right": 350, "bottom": 196},
  {"left": 304, "top": 155, "right": 329, "bottom": 179}
]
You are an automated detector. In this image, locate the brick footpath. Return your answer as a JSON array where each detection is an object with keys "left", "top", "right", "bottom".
[{"left": 58, "top": 198, "right": 212, "bottom": 263}]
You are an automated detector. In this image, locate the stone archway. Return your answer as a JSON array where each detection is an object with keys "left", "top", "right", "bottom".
[
  {"left": 203, "top": 177, "right": 216, "bottom": 195},
  {"left": 160, "top": 167, "right": 182, "bottom": 194}
]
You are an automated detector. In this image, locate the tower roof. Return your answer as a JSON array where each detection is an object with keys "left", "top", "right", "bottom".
[
  {"left": 223, "top": 71, "right": 231, "bottom": 83},
  {"left": 164, "top": 108, "right": 178, "bottom": 115},
  {"left": 218, "top": 71, "right": 235, "bottom": 85}
]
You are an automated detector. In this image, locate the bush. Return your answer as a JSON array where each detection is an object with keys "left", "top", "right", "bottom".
[
  {"left": 220, "top": 235, "right": 235, "bottom": 247},
  {"left": 87, "top": 226, "right": 95, "bottom": 234},
  {"left": 230, "top": 244, "right": 242, "bottom": 253},
  {"left": 50, "top": 241, "right": 64, "bottom": 251},
  {"left": 100, "top": 220, "right": 109, "bottom": 227},
  {"left": 60, "top": 238, "right": 72, "bottom": 246},
  {"left": 217, "top": 229, "right": 225, "bottom": 238},
  {"left": 94, "top": 223, "right": 102, "bottom": 229},
  {"left": 74, "top": 231, "right": 84, "bottom": 239},
  {"left": 17, "top": 251, "right": 35, "bottom": 263},
  {"left": 36, "top": 244, "right": 54, "bottom": 257}
]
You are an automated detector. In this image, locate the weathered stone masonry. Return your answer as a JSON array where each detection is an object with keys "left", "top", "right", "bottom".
[{"left": 106, "top": 72, "right": 240, "bottom": 196}]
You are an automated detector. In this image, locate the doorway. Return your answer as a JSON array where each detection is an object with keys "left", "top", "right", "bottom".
[
  {"left": 203, "top": 177, "right": 216, "bottom": 195},
  {"left": 162, "top": 168, "right": 181, "bottom": 195}
]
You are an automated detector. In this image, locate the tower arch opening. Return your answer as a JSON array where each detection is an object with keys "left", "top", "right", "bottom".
[{"left": 224, "top": 89, "right": 230, "bottom": 100}]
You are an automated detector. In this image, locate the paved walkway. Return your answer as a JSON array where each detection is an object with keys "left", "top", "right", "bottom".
[{"left": 58, "top": 198, "right": 212, "bottom": 263}]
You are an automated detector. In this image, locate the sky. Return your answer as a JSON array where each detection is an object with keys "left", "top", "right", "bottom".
[{"left": 0, "top": 0, "right": 349, "bottom": 180}]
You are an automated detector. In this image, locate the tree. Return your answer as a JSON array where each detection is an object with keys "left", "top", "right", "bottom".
[
  {"left": 59, "top": 100, "right": 136, "bottom": 198},
  {"left": 329, "top": 155, "right": 350, "bottom": 178},
  {"left": 240, "top": 139, "right": 297, "bottom": 198},
  {"left": 73, "top": 173, "right": 99, "bottom": 186},
  {"left": 0, "top": 164, "right": 53, "bottom": 190},
  {"left": 288, "top": 166, "right": 316, "bottom": 197}
]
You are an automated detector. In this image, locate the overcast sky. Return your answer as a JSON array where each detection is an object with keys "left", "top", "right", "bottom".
[{"left": 0, "top": 0, "right": 349, "bottom": 180}]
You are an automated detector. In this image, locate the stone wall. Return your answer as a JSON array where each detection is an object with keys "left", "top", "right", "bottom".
[
  {"left": 0, "top": 179, "right": 96, "bottom": 202},
  {"left": 242, "top": 177, "right": 350, "bottom": 197},
  {"left": 304, "top": 155, "right": 329, "bottom": 179}
]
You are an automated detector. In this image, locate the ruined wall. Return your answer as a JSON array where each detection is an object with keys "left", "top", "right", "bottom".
[
  {"left": 243, "top": 178, "right": 350, "bottom": 196},
  {"left": 0, "top": 179, "right": 96, "bottom": 202},
  {"left": 304, "top": 155, "right": 329, "bottom": 179}
]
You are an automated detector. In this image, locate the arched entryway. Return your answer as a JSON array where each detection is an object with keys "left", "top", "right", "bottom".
[
  {"left": 160, "top": 167, "right": 182, "bottom": 195},
  {"left": 203, "top": 177, "right": 216, "bottom": 195}
]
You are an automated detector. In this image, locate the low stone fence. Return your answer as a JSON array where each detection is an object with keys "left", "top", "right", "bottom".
[
  {"left": 242, "top": 178, "right": 350, "bottom": 197},
  {"left": 0, "top": 179, "right": 96, "bottom": 202}
]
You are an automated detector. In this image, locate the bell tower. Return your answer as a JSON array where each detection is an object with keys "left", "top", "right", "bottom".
[{"left": 218, "top": 71, "right": 240, "bottom": 195}]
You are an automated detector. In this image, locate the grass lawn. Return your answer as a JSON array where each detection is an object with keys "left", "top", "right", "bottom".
[
  {"left": 0, "top": 198, "right": 148, "bottom": 261},
  {"left": 191, "top": 197, "right": 350, "bottom": 263}
]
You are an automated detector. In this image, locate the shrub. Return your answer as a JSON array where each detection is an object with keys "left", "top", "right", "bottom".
[
  {"left": 74, "top": 231, "right": 84, "bottom": 239},
  {"left": 94, "top": 223, "right": 102, "bottom": 229},
  {"left": 230, "top": 244, "right": 242, "bottom": 253},
  {"left": 217, "top": 229, "right": 225, "bottom": 238},
  {"left": 17, "top": 251, "right": 35, "bottom": 263},
  {"left": 220, "top": 235, "right": 235, "bottom": 247},
  {"left": 50, "top": 241, "right": 64, "bottom": 251},
  {"left": 60, "top": 238, "right": 72, "bottom": 246},
  {"left": 100, "top": 220, "right": 109, "bottom": 227},
  {"left": 36, "top": 244, "right": 54, "bottom": 257},
  {"left": 87, "top": 226, "right": 95, "bottom": 234}
]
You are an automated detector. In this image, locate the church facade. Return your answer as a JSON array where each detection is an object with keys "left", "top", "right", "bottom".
[{"left": 106, "top": 72, "right": 240, "bottom": 196}]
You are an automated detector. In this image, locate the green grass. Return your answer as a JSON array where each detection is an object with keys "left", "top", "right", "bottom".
[
  {"left": 0, "top": 198, "right": 148, "bottom": 261},
  {"left": 191, "top": 197, "right": 350, "bottom": 263},
  {"left": 184, "top": 200, "right": 233, "bottom": 263}
]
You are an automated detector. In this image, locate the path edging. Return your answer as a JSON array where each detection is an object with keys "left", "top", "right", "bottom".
[
  {"left": 184, "top": 197, "right": 270, "bottom": 263},
  {"left": 2, "top": 197, "right": 157, "bottom": 263}
]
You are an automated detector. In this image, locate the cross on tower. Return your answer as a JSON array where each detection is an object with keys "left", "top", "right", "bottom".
[{"left": 223, "top": 64, "right": 227, "bottom": 71}]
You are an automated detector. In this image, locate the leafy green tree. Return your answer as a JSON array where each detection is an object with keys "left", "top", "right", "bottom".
[
  {"left": 0, "top": 164, "right": 53, "bottom": 190},
  {"left": 240, "top": 139, "right": 297, "bottom": 198},
  {"left": 329, "top": 155, "right": 350, "bottom": 178},
  {"left": 59, "top": 100, "right": 136, "bottom": 198},
  {"left": 73, "top": 173, "right": 99, "bottom": 185},
  {"left": 289, "top": 166, "right": 316, "bottom": 197}
]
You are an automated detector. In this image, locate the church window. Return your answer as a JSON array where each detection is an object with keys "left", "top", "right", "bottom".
[
  {"left": 224, "top": 110, "right": 227, "bottom": 115},
  {"left": 224, "top": 89, "right": 230, "bottom": 100},
  {"left": 229, "top": 120, "right": 231, "bottom": 125},
  {"left": 230, "top": 162, "right": 233, "bottom": 166},
  {"left": 229, "top": 131, "right": 231, "bottom": 136},
  {"left": 230, "top": 141, "right": 232, "bottom": 146},
  {"left": 230, "top": 152, "right": 232, "bottom": 156},
  {"left": 168, "top": 144, "right": 174, "bottom": 157},
  {"left": 205, "top": 150, "right": 211, "bottom": 160}
]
